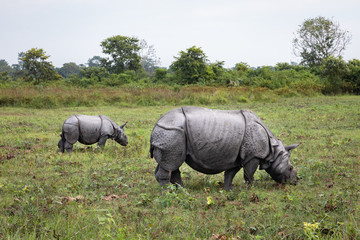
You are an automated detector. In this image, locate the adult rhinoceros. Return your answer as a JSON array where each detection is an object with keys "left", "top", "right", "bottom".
[
  {"left": 150, "top": 106, "right": 299, "bottom": 189},
  {"left": 58, "top": 115, "right": 128, "bottom": 153}
]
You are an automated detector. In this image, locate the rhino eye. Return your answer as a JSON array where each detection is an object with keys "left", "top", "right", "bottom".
[{"left": 289, "top": 166, "right": 293, "bottom": 171}]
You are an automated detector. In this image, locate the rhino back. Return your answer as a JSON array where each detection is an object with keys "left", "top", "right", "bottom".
[
  {"left": 183, "top": 107, "right": 245, "bottom": 171},
  {"left": 75, "top": 115, "right": 102, "bottom": 144},
  {"left": 99, "top": 115, "right": 116, "bottom": 137},
  {"left": 154, "top": 107, "right": 185, "bottom": 130}
]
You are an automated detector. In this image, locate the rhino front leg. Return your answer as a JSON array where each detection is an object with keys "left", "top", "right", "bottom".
[
  {"left": 58, "top": 138, "right": 65, "bottom": 153},
  {"left": 155, "top": 164, "right": 171, "bottom": 186},
  {"left": 170, "top": 169, "right": 184, "bottom": 187},
  {"left": 97, "top": 136, "right": 109, "bottom": 148},
  {"left": 64, "top": 141, "right": 74, "bottom": 153},
  {"left": 243, "top": 158, "right": 260, "bottom": 188},
  {"left": 224, "top": 166, "right": 241, "bottom": 190}
]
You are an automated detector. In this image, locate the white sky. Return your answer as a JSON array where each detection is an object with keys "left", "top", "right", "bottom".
[{"left": 1, "top": 0, "right": 359, "bottom": 68}]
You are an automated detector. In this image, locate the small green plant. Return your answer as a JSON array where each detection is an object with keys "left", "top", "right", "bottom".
[
  {"left": 303, "top": 221, "right": 320, "bottom": 239},
  {"left": 155, "top": 184, "right": 196, "bottom": 209}
]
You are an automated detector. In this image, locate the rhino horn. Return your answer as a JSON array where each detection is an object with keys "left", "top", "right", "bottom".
[
  {"left": 285, "top": 143, "right": 301, "bottom": 152},
  {"left": 120, "top": 122, "right": 128, "bottom": 128}
]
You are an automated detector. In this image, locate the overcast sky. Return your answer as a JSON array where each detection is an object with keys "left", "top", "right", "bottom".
[{"left": 1, "top": 0, "right": 359, "bottom": 68}]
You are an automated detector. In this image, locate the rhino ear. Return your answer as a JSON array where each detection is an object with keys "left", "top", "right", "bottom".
[
  {"left": 285, "top": 143, "right": 301, "bottom": 152},
  {"left": 120, "top": 122, "right": 128, "bottom": 128}
]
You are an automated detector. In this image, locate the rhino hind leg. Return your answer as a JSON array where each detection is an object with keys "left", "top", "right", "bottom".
[
  {"left": 224, "top": 166, "right": 241, "bottom": 190},
  {"left": 170, "top": 169, "right": 184, "bottom": 187},
  {"left": 155, "top": 164, "right": 171, "bottom": 186}
]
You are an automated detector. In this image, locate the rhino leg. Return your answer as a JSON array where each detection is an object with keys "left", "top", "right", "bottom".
[
  {"left": 64, "top": 141, "right": 74, "bottom": 153},
  {"left": 224, "top": 166, "right": 241, "bottom": 190},
  {"left": 58, "top": 138, "right": 65, "bottom": 153},
  {"left": 155, "top": 164, "right": 171, "bottom": 186},
  {"left": 97, "top": 136, "right": 109, "bottom": 148},
  {"left": 243, "top": 158, "right": 260, "bottom": 187},
  {"left": 58, "top": 133, "right": 73, "bottom": 153},
  {"left": 170, "top": 169, "right": 184, "bottom": 187}
]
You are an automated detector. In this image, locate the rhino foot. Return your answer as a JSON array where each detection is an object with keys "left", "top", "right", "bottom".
[
  {"left": 170, "top": 169, "right": 184, "bottom": 187},
  {"left": 155, "top": 165, "right": 171, "bottom": 186},
  {"left": 224, "top": 166, "right": 241, "bottom": 191},
  {"left": 64, "top": 141, "right": 73, "bottom": 153},
  {"left": 58, "top": 138, "right": 65, "bottom": 153}
]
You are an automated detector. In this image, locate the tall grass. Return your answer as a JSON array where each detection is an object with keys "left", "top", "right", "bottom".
[{"left": 0, "top": 85, "right": 321, "bottom": 108}]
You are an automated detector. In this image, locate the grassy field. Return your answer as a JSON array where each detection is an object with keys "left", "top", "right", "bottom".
[{"left": 0, "top": 96, "right": 359, "bottom": 239}]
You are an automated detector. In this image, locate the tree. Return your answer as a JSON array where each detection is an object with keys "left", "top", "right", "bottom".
[
  {"left": 57, "top": 62, "right": 81, "bottom": 78},
  {"left": 234, "top": 62, "right": 250, "bottom": 75},
  {"left": 139, "top": 39, "right": 161, "bottom": 75},
  {"left": 170, "top": 46, "right": 208, "bottom": 84},
  {"left": 0, "top": 60, "right": 14, "bottom": 82},
  {"left": 153, "top": 68, "right": 168, "bottom": 83},
  {"left": 345, "top": 59, "right": 360, "bottom": 94},
  {"left": 10, "top": 63, "right": 26, "bottom": 79},
  {"left": 0, "top": 59, "right": 14, "bottom": 73},
  {"left": 87, "top": 56, "right": 102, "bottom": 67},
  {"left": 19, "top": 48, "right": 61, "bottom": 84},
  {"left": 293, "top": 16, "right": 351, "bottom": 68},
  {"left": 206, "top": 61, "right": 227, "bottom": 84},
  {"left": 100, "top": 35, "right": 142, "bottom": 74},
  {"left": 320, "top": 56, "right": 349, "bottom": 93},
  {"left": 81, "top": 66, "right": 109, "bottom": 82},
  {"left": 209, "top": 61, "right": 225, "bottom": 77}
]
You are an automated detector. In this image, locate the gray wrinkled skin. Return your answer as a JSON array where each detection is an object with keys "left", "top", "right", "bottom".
[
  {"left": 150, "top": 106, "right": 299, "bottom": 190},
  {"left": 58, "top": 115, "right": 128, "bottom": 153}
]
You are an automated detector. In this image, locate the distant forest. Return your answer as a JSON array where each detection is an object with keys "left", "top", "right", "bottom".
[{"left": 0, "top": 17, "right": 359, "bottom": 95}]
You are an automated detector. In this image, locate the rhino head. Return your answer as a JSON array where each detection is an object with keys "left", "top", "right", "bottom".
[
  {"left": 264, "top": 142, "right": 300, "bottom": 185},
  {"left": 114, "top": 122, "right": 128, "bottom": 146}
]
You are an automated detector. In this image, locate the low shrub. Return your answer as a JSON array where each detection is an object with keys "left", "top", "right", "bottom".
[{"left": 0, "top": 85, "right": 323, "bottom": 108}]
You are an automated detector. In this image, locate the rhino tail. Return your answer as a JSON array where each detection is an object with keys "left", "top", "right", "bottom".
[{"left": 150, "top": 144, "right": 154, "bottom": 158}]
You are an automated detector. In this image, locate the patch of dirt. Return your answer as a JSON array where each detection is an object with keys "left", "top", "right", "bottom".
[
  {"left": 250, "top": 193, "right": 259, "bottom": 204},
  {"left": 103, "top": 194, "right": 120, "bottom": 201},
  {"left": 0, "top": 152, "right": 16, "bottom": 164},
  {"left": 62, "top": 195, "right": 85, "bottom": 204}
]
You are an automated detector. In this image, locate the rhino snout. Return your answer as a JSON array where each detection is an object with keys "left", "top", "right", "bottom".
[
  {"left": 119, "top": 139, "right": 128, "bottom": 146},
  {"left": 118, "top": 137, "right": 128, "bottom": 146},
  {"left": 288, "top": 169, "right": 298, "bottom": 185}
]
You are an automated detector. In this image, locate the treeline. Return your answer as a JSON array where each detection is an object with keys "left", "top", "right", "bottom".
[
  {"left": 1, "top": 15, "right": 360, "bottom": 95},
  {"left": 64, "top": 57, "right": 359, "bottom": 95},
  {"left": 1, "top": 53, "right": 359, "bottom": 95}
]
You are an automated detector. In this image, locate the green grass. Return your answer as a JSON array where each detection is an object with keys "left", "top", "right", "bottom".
[
  {"left": 0, "top": 85, "right": 319, "bottom": 109},
  {"left": 0, "top": 96, "right": 359, "bottom": 239}
]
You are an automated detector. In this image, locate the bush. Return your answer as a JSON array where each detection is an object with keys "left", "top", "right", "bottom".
[
  {"left": 153, "top": 68, "right": 168, "bottom": 83},
  {"left": 0, "top": 71, "right": 11, "bottom": 82},
  {"left": 345, "top": 59, "right": 360, "bottom": 95},
  {"left": 66, "top": 75, "right": 97, "bottom": 88},
  {"left": 319, "top": 57, "right": 349, "bottom": 94}
]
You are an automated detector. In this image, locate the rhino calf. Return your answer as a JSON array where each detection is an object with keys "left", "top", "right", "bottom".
[
  {"left": 150, "top": 107, "right": 300, "bottom": 190},
  {"left": 58, "top": 115, "right": 128, "bottom": 153}
]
